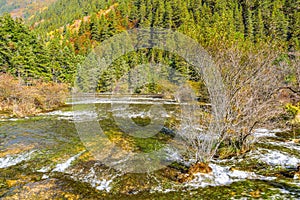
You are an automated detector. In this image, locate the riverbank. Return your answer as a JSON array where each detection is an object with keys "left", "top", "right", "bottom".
[{"left": 0, "top": 73, "right": 69, "bottom": 118}]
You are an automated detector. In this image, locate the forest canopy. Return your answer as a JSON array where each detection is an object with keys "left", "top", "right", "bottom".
[{"left": 0, "top": 0, "right": 298, "bottom": 86}]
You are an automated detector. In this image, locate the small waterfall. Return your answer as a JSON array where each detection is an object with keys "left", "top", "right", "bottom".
[
  {"left": 0, "top": 150, "right": 36, "bottom": 168},
  {"left": 254, "top": 149, "right": 300, "bottom": 167},
  {"left": 184, "top": 163, "right": 276, "bottom": 189},
  {"left": 52, "top": 151, "right": 85, "bottom": 172}
]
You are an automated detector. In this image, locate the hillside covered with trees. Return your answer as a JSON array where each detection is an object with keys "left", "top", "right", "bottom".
[
  {"left": 0, "top": 0, "right": 56, "bottom": 18},
  {"left": 0, "top": 0, "right": 298, "bottom": 84},
  {"left": 31, "top": 0, "right": 299, "bottom": 50},
  {"left": 0, "top": 13, "right": 80, "bottom": 83}
]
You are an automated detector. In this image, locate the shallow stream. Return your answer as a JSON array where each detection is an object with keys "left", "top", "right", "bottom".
[{"left": 1, "top": 95, "right": 300, "bottom": 199}]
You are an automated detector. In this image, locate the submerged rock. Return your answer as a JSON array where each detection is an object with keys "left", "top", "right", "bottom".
[{"left": 161, "top": 127, "right": 176, "bottom": 137}]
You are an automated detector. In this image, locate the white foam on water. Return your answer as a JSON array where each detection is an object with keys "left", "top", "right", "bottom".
[
  {"left": 95, "top": 179, "right": 114, "bottom": 192},
  {"left": 69, "top": 99, "right": 165, "bottom": 105},
  {"left": 253, "top": 128, "right": 281, "bottom": 138},
  {"left": 0, "top": 150, "right": 36, "bottom": 168},
  {"left": 112, "top": 111, "right": 170, "bottom": 119},
  {"left": 37, "top": 166, "right": 51, "bottom": 173},
  {"left": 275, "top": 188, "right": 290, "bottom": 195},
  {"left": 255, "top": 149, "right": 300, "bottom": 167},
  {"left": 165, "top": 147, "right": 182, "bottom": 162},
  {"left": 150, "top": 185, "right": 177, "bottom": 194},
  {"left": 42, "top": 174, "right": 49, "bottom": 179},
  {"left": 0, "top": 118, "right": 19, "bottom": 122},
  {"left": 291, "top": 180, "right": 300, "bottom": 186},
  {"left": 212, "top": 156, "right": 238, "bottom": 164},
  {"left": 67, "top": 96, "right": 202, "bottom": 106},
  {"left": 0, "top": 116, "right": 30, "bottom": 122},
  {"left": 43, "top": 110, "right": 98, "bottom": 121},
  {"left": 149, "top": 174, "right": 178, "bottom": 194},
  {"left": 184, "top": 163, "right": 276, "bottom": 189},
  {"left": 267, "top": 141, "right": 300, "bottom": 152},
  {"left": 70, "top": 164, "right": 121, "bottom": 192},
  {"left": 43, "top": 110, "right": 70, "bottom": 116},
  {"left": 52, "top": 151, "right": 85, "bottom": 172}
]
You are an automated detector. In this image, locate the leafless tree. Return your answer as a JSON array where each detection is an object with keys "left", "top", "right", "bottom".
[
  {"left": 175, "top": 45, "right": 288, "bottom": 162},
  {"left": 213, "top": 46, "right": 286, "bottom": 153}
]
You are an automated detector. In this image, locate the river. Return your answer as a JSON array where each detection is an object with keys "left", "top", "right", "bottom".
[{"left": 1, "top": 95, "right": 300, "bottom": 199}]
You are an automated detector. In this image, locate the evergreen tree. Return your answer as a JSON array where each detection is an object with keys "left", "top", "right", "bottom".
[
  {"left": 246, "top": 8, "right": 254, "bottom": 41},
  {"left": 254, "top": 8, "right": 264, "bottom": 42},
  {"left": 90, "top": 13, "right": 100, "bottom": 41}
]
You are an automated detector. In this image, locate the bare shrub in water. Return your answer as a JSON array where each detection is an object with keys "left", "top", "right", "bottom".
[
  {"left": 175, "top": 85, "right": 211, "bottom": 163},
  {"left": 214, "top": 46, "right": 284, "bottom": 157},
  {"left": 175, "top": 45, "right": 287, "bottom": 162}
]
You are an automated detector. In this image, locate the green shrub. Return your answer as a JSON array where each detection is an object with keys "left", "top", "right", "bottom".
[{"left": 286, "top": 103, "right": 300, "bottom": 123}]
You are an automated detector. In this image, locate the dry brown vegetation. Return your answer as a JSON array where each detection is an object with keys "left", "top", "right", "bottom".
[
  {"left": 0, "top": 73, "right": 68, "bottom": 117},
  {"left": 170, "top": 43, "right": 293, "bottom": 162},
  {"left": 213, "top": 45, "right": 286, "bottom": 157}
]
